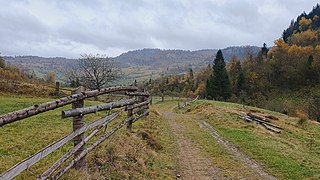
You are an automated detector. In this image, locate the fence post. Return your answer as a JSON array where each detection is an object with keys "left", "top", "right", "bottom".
[
  {"left": 55, "top": 82, "right": 60, "bottom": 96},
  {"left": 72, "top": 86, "right": 87, "bottom": 169},
  {"left": 127, "top": 94, "right": 134, "bottom": 133}
]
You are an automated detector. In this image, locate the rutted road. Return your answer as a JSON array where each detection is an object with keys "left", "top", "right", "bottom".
[{"left": 161, "top": 106, "right": 276, "bottom": 180}]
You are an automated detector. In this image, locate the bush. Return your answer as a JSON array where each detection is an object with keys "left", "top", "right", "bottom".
[{"left": 306, "top": 95, "right": 320, "bottom": 122}]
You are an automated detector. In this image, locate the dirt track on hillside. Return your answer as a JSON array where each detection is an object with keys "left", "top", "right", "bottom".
[
  {"left": 165, "top": 111, "right": 224, "bottom": 180},
  {"left": 162, "top": 110, "right": 276, "bottom": 180}
]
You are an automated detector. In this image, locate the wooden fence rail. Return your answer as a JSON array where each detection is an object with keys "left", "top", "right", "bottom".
[
  {"left": 0, "top": 86, "right": 151, "bottom": 180},
  {"left": 0, "top": 86, "right": 138, "bottom": 126}
]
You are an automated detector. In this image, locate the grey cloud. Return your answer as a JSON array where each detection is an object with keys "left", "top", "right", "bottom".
[{"left": 0, "top": 0, "right": 319, "bottom": 57}]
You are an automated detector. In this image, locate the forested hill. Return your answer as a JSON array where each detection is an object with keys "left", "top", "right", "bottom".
[
  {"left": 114, "top": 46, "right": 260, "bottom": 67},
  {"left": 3, "top": 46, "right": 259, "bottom": 80},
  {"left": 3, "top": 56, "right": 76, "bottom": 80},
  {"left": 282, "top": 3, "right": 320, "bottom": 43}
]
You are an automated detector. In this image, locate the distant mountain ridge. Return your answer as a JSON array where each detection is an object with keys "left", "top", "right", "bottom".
[
  {"left": 3, "top": 46, "right": 260, "bottom": 83},
  {"left": 114, "top": 46, "right": 260, "bottom": 67}
]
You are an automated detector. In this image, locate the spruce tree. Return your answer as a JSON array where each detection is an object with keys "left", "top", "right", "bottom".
[
  {"left": 207, "top": 50, "right": 231, "bottom": 101},
  {"left": 0, "top": 55, "right": 5, "bottom": 68},
  {"left": 237, "top": 70, "right": 246, "bottom": 94},
  {"left": 205, "top": 76, "right": 213, "bottom": 99}
]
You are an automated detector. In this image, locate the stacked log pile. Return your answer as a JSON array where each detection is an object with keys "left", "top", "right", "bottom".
[{"left": 238, "top": 112, "right": 283, "bottom": 133}]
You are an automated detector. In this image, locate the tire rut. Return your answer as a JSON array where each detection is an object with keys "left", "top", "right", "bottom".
[
  {"left": 164, "top": 112, "right": 225, "bottom": 179},
  {"left": 170, "top": 121, "right": 225, "bottom": 180},
  {"left": 199, "top": 120, "right": 276, "bottom": 180},
  {"left": 162, "top": 110, "right": 276, "bottom": 180}
]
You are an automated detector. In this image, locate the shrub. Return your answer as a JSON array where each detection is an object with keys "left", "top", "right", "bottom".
[{"left": 306, "top": 95, "right": 320, "bottom": 122}]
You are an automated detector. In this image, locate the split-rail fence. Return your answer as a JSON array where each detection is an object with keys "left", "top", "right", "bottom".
[{"left": 0, "top": 86, "right": 151, "bottom": 180}]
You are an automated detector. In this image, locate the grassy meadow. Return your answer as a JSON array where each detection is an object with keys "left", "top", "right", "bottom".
[{"left": 0, "top": 95, "right": 177, "bottom": 179}]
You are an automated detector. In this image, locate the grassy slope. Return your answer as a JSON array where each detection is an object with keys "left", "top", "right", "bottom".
[
  {"left": 264, "top": 85, "right": 320, "bottom": 116},
  {"left": 190, "top": 100, "right": 320, "bottom": 179},
  {"left": 0, "top": 95, "right": 177, "bottom": 179},
  {"left": 2, "top": 94, "right": 320, "bottom": 179}
]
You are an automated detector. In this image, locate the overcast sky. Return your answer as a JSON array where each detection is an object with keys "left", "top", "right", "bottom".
[{"left": 0, "top": 0, "right": 318, "bottom": 58}]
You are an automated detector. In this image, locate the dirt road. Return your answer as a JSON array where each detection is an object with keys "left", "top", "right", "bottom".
[{"left": 161, "top": 106, "right": 275, "bottom": 180}]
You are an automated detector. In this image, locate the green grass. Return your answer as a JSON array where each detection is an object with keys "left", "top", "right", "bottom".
[
  {"left": 0, "top": 95, "right": 177, "bottom": 179},
  {"left": 190, "top": 100, "right": 320, "bottom": 179},
  {"left": 169, "top": 113, "right": 261, "bottom": 178},
  {"left": 0, "top": 95, "right": 105, "bottom": 178}
]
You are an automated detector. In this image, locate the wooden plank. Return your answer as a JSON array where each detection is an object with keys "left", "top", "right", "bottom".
[
  {"left": 0, "top": 112, "right": 119, "bottom": 180},
  {"left": 40, "top": 112, "right": 119, "bottom": 179},
  {"left": 262, "top": 123, "right": 281, "bottom": 133},
  {"left": 0, "top": 86, "right": 138, "bottom": 126},
  {"left": 62, "top": 98, "right": 137, "bottom": 118}
]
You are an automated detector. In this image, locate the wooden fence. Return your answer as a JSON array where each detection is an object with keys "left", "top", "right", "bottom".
[{"left": 0, "top": 86, "right": 151, "bottom": 180}]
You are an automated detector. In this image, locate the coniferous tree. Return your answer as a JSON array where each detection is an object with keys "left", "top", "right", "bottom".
[
  {"left": 0, "top": 54, "right": 5, "bottom": 68},
  {"left": 205, "top": 76, "right": 213, "bottom": 99},
  {"left": 305, "top": 55, "right": 315, "bottom": 84},
  {"left": 237, "top": 70, "right": 246, "bottom": 93},
  {"left": 206, "top": 50, "right": 231, "bottom": 101},
  {"left": 228, "top": 57, "right": 239, "bottom": 91}
]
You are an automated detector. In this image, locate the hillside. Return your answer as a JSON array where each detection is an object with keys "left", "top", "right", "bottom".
[
  {"left": 1, "top": 95, "right": 319, "bottom": 179},
  {"left": 156, "top": 99, "right": 320, "bottom": 179},
  {"left": 3, "top": 56, "right": 76, "bottom": 80},
  {"left": 116, "top": 46, "right": 259, "bottom": 68},
  {"left": 283, "top": 4, "right": 320, "bottom": 43},
  {"left": 3, "top": 46, "right": 259, "bottom": 84}
]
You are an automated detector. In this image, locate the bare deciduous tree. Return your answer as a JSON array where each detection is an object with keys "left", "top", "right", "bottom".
[
  {"left": 65, "top": 68, "right": 82, "bottom": 88},
  {"left": 74, "top": 54, "right": 121, "bottom": 89}
]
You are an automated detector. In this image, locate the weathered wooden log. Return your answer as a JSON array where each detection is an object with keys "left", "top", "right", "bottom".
[
  {"left": 192, "top": 95, "right": 199, "bottom": 102},
  {"left": 133, "top": 106, "right": 148, "bottom": 115},
  {"left": 0, "top": 86, "right": 138, "bottom": 126},
  {"left": 72, "top": 87, "right": 86, "bottom": 170},
  {"left": 132, "top": 110, "right": 149, "bottom": 123},
  {"left": 126, "top": 97, "right": 151, "bottom": 111},
  {"left": 53, "top": 116, "right": 135, "bottom": 179},
  {"left": 62, "top": 98, "right": 137, "bottom": 118},
  {"left": 250, "top": 116, "right": 284, "bottom": 130},
  {"left": 238, "top": 113, "right": 254, "bottom": 122},
  {"left": 127, "top": 95, "right": 134, "bottom": 132},
  {"left": 55, "top": 82, "right": 60, "bottom": 96},
  {"left": 262, "top": 123, "right": 281, "bottom": 133},
  {"left": 125, "top": 91, "right": 150, "bottom": 97},
  {"left": 247, "top": 113, "right": 271, "bottom": 122},
  {"left": 238, "top": 112, "right": 283, "bottom": 130},
  {"left": 52, "top": 110, "right": 149, "bottom": 179},
  {"left": 0, "top": 112, "right": 119, "bottom": 180},
  {"left": 40, "top": 112, "right": 119, "bottom": 179}
]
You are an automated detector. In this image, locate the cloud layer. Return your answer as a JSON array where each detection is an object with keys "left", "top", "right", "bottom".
[{"left": 0, "top": 0, "right": 318, "bottom": 58}]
